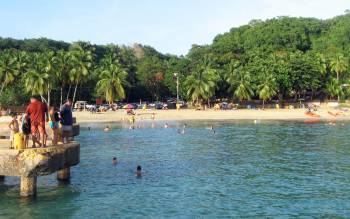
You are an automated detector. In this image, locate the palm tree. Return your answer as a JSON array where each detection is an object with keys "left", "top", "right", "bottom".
[
  {"left": 53, "top": 50, "right": 72, "bottom": 105},
  {"left": 330, "top": 54, "right": 348, "bottom": 101},
  {"left": 257, "top": 72, "right": 277, "bottom": 108},
  {"left": 0, "top": 50, "right": 19, "bottom": 96},
  {"left": 326, "top": 77, "right": 343, "bottom": 100},
  {"left": 45, "top": 51, "right": 57, "bottom": 107},
  {"left": 226, "top": 61, "right": 254, "bottom": 102},
  {"left": 24, "top": 53, "right": 50, "bottom": 102},
  {"left": 96, "top": 52, "right": 128, "bottom": 104},
  {"left": 185, "top": 58, "right": 219, "bottom": 105},
  {"left": 69, "top": 43, "right": 93, "bottom": 107}
]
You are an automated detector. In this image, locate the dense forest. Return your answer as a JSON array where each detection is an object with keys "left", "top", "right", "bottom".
[{"left": 0, "top": 11, "right": 350, "bottom": 107}]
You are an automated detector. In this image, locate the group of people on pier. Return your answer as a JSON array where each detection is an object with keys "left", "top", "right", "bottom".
[{"left": 8, "top": 96, "right": 73, "bottom": 148}]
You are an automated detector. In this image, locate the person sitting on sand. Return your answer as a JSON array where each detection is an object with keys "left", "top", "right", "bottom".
[
  {"left": 112, "top": 157, "right": 118, "bottom": 165},
  {"left": 104, "top": 126, "right": 110, "bottom": 132},
  {"left": 8, "top": 114, "right": 19, "bottom": 148},
  {"left": 136, "top": 165, "right": 142, "bottom": 177}
]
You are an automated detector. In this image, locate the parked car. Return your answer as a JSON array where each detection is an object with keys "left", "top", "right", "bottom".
[
  {"left": 155, "top": 102, "right": 164, "bottom": 110},
  {"left": 74, "top": 101, "right": 87, "bottom": 110}
]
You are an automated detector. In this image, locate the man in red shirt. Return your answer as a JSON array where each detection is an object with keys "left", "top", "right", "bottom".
[{"left": 25, "top": 96, "right": 48, "bottom": 147}]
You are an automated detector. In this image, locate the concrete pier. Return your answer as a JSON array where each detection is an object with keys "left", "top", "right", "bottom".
[
  {"left": 0, "top": 142, "right": 80, "bottom": 196},
  {"left": 20, "top": 176, "right": 37, "bottom": 196},
  {"left": 57, "top": 167, "right": 70, "bottom": 181},
  {"left": 0, "top": 118, "right": 80, "bottom": 197}
]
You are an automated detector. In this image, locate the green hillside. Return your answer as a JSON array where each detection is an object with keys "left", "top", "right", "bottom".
[{"left": 0, "top": 12, "right": 349, "bottom": 106}]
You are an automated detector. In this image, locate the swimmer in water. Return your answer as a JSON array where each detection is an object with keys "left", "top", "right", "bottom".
[
  {"left": 164, "top": 123, "right": 169, "bottom": 128},
  {"left": 207, "top": 125, "right": 216, "bottom": 134},
  {"left": 207, "top": 125, "right": 214, "bottom": 130},
  {"left": 183, "top": 123, "right": 187, "bottom": 129},
  {"left": 104, "top": 126, "right": 110, "bottom": 132},
  {"left": 112, "top": 157, "right": 118, "bottom": 165},
  {"left": 88, "top": 127, "right": 91, "bottom": 131},
  {"left": 177, "top": 129, "right": 185, "bottom": 135},
  {"left": 136, "top": 165, "right": 142, "bottom": 177}
]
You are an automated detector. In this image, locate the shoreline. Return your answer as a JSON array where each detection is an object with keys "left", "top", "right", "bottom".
[
  {"left": 0, "top": 108, "right": 348, "bottom": 132},
  {"left": 73, "top": 109, "right": 350, "bottom": 124}
]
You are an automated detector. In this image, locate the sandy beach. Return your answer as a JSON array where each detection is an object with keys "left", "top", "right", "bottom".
[
  {"left": 0, "top": 108, "right": 348, "bottom": 133},
  {"left": 72, "top": 108, "right": 350, "bottom": 124}
]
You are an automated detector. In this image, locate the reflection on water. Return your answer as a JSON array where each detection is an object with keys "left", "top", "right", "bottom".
[{"left": 1, "top": 120, "right": 350, "bottom": 218}]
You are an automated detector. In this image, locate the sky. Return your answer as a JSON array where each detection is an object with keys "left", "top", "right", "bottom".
[{"left": 0, "top": 0, "right": 349, "bottom": 55}]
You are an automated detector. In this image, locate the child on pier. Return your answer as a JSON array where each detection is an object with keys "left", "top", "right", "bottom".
[
  {"left": 8, "top": 114, "right": 19, "bottom": 148},
  {"left": 21, "top": 114, "right": 31, "bottom": 148},
  {"left": 49, "top": 107, "right": 60, "bottom": 146}
]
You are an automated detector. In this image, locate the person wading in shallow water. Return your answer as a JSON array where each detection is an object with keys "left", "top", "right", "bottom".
[{"left": 25, "top": 96, "right": 48, "bottom": 148}]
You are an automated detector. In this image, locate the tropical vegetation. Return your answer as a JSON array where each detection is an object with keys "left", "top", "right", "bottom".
[{"left": 0, "top": 11, "right": 350, "bottom": 107}]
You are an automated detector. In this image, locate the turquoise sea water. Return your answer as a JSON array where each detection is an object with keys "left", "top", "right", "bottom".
[{"left": 1, "top": 120, "right": 350, "bottom": 218}]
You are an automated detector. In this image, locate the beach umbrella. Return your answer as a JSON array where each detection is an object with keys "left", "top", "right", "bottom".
[{"left": 123, "top": 104, "right": 134, "bottom": 109}]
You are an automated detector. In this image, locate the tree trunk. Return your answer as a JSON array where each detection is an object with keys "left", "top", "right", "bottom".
[
  {"left": 262, "top": 100, "right": 265, "bottom": 109},
  {"left": 0, "top": 82, "right": 5, "bottom": 97},
  {"left": 47, "top": 89, "right": 50, "bottom": 108},
  {"left": 60, "top": 85, "right": 63, "bottom": 106},
  {"left": 40, "top": 95, "right": 47, "bottom": 104},
  {"left": 66, "top": 84, "right": 72, "bottom": 100},
  {"left": 337, "top": 71, "right": 340, "bottom": 102},
  {"left": 72, "top": 83, "right": 78, "bottom": 110}
]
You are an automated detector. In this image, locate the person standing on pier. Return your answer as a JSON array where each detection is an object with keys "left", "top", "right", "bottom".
[
  {"left": 25, "top": 96, "right": 48, "bottom": 148},
  {"left": 60, "top": 99, "right": 73, "bottom": 143}
]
